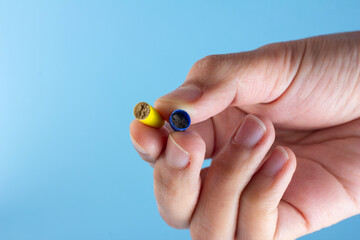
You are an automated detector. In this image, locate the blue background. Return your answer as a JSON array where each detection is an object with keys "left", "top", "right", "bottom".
[{"left": 0, "top": 0, "right": 359, "bottom": 239}]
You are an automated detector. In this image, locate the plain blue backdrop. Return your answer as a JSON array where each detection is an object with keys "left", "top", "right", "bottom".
[{"left": 0, "top": 1, "right": 359, "bottom": 239}]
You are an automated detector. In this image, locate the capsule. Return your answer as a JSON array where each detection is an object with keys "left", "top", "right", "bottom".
[
  {"left": 133, "top": 102, "right": 165, "bottom": 128},
  {"left": 169, "top": 109, "right": 191, "bottom": 131}
]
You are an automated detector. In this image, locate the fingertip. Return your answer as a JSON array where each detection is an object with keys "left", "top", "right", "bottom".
[
  {"left": 249, "top": 114, "right": 275, "bottom": 143},
  {"left": 154, "top": 82, "right": 234, "bottom": 125},
  {"left": 154, "top": 99, "right": 197, "bottom": 126},
  {"left": 281, "top": 146, "right": 297, "bottom": 176},
  {"left": 154, "top": 84, "right": 203, "bottom": 122},
  {"left": 278, "top": 145, "right": 297, "bottom": 175},
  {"left": 280, "top": 146, "right": 296, "bottom": 163},
  {"left": 170, "top": 131, "right": 206, "bottom": 155},
  {"left": 129, "top": 119, "right": 169, "bottom": 163},
  {"left": 260, "top": 146, "right": 296, "bottom": 180},
  {"left": 241, "top": 146, "right": 297, "bottom": 208},
  {"left": 164, "top": 131, "right": 206, "bottom": 170}
]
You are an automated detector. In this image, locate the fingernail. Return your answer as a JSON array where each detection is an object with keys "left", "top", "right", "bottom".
[
  {"left": 233, "top": 115, "right": 266, "bottom": 147},
  {"left": 158, "top": 85, "right": 202, "bottom": 103},
  {"left": 262, "top": 146, "right": 289, "bottom": 176},
  {"left": 165, "top": 135, "right": 190, "bottom": 169},
  {"left": 130, "top": 135, "right": 147, "bottom": 155}
]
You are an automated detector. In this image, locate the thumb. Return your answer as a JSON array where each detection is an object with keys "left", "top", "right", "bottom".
[{"left": 155, "top": 42, "right": 306, "bottom": 124}]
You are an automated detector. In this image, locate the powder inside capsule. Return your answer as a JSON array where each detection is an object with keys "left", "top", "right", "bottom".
[
  {"left": 171, "top": 113, "right": 189, "bottom": 128},
  {"left": 134, "top": 102, "right": 150, "bottom": 120}
]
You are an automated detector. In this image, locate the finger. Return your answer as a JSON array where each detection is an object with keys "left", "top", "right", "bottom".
[
  {"left": 237, "top": 146, "right": 296, "bottom": 240},
  {"left": 154, "top": 130, "right": 206, "bottom": 229},
  {"left": 155, "top": 43, "right": 305, "bottom": 124},
  {"left": 190, "top": 114, "right": 275, "bottom": 240},
  {"left": 129, "top": 120, "right": 169, "bottom": 165}
]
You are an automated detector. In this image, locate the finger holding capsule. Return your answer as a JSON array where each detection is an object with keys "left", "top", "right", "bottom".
[
  {"left": 131, "top": 102, "right": 168, "bottom": 166},
  {"left": 131, "top": 102, "right": 215, "bottom": 167},
  {"left": 130, "top": 120, "right": 169, "bottom": 166}
]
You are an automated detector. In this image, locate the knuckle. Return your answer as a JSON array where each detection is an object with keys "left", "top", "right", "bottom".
[
  {"left": 186, "top": 53, "right": 238, "bottom": 87},
  {"left": 187, "top": 54, "right": 226, "bottom": 83},
  {"left": 194, "top": 55, "right": 221, "bottom": 70}
]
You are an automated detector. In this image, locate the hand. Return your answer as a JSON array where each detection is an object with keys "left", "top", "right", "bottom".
[{"left": 130, "top": 32, "right": 360, "bottom": 239}]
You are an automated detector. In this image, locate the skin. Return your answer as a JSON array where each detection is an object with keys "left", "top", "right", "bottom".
[{"left": 130, "top": 32, "right": 360, "bottom": 240}]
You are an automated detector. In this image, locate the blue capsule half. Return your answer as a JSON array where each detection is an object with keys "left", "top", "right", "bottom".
[{"left": 169, "top": 109, "right": 191, "bottom": 131}]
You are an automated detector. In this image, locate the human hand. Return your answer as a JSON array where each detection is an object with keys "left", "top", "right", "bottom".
[{"left": 130, "top": 32, "right": 360, "bottom": 239}]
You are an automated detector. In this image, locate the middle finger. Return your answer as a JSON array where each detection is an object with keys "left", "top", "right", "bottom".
[{"left": 190, "top": 114, "right": 275, "bottom": 240}]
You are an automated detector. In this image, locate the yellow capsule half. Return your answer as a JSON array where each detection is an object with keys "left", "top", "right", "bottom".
[{"left": 133, "top": 102, "right": 165, "bottom": 128}]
